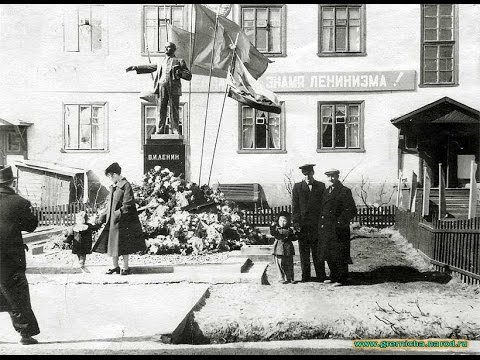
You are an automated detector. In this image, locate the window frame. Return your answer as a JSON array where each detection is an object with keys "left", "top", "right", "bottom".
[
  {"left": 317, "top": 100, "right": 365, "bottom": 153},
  {"left": 141, "top": 4, "right": 188, "bottom": 57},
  {"left": 237, "top": 103, "right": 286, "bottom": 154},
  {"left": 5, "top": 131, "right": 23, "bottom": 154},
  {"left": 62, "top": 102, "right": 109, "bottom": 153},
  {"left": 238, "top": 4, "right": 287, "bottom": 57},
  {"left": 420, "top": 4, "right": 459, "bottom": 87},
  {"left": 141, "top": 101, "right": 188, "bottom": 148},
  {"left": 63, "top": 4, "right": 106, "bottom": 54},
  {"left": 318, "top": 4, "right": 366, "bottom": 57}
]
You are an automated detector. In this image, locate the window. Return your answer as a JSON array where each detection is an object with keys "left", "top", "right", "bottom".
[
  {"left": 405, "top": 135, "right": 418, "bottom": 150},
  {"left": 421, "top": 4, "right": 458, "bottom": 86},
  {"left": 239, "top": 105, "right": 285, "bottom": 152},
  {"left": 6, "top": 131, "right": 22, "bottom": 153},
  {"left": 318, "top": 5, "right": 366, "bottom": 56},
  {"left": 240, "top": 5, "right": 286, "bottom": 56},
  {"left": 64, "top": 5, "right": 104, "bottom": 53},
  {"left": 143, "top": 5, "right": 186, "bottom": 54},
  {"left": 318, "top": 101, "right": 364, "bottom": 152},
  {"left": 63, "top": 104, "right": 107, "bottom": 151},
  {"left": 142, "top": 103, "right": 186, "bottom": 144}
]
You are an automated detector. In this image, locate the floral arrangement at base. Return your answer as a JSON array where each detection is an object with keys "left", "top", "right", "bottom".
[{"left": 133, "top": 166, "right": 267, "bottom": 255}]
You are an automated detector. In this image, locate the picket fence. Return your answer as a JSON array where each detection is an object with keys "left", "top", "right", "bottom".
[
  {"left": 32, "top": 203, "right": 98, "bottom": 227},
  {"left": 244, "top": 205, "right": 395, "bottom": 228},
  {"left": 396, "top": 209, "right": 480, "bottom": 285}
]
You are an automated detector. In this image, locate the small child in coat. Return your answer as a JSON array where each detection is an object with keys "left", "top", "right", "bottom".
[
  {"left": 63, "top": 211, "right": 100, "bottom": 272},
  {"left": 270, "top": 211, "right": 297, "bottom": 284}
]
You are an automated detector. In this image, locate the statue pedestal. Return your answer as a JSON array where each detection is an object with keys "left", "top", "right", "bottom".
[{"left": 151, "top": 134, "right": 183, "bottom": 140}]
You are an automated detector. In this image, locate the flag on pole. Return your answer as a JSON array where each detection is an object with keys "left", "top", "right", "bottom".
[
  {"left": 168, "top": 24, "right": 193, "bottom": 64},
  {"left": 396, "top": 171, "right": 403, "bottom": 208},
  {"left": 409, "top": 171, "right": 418, "bottom": 212},
  {"left": 192, "top": 4, "right": 272, "bottom": 79},
  {"left": 468, "top": 160, "right": 478, "bottom": 219},
  {"left": 438, "top": 163, "right": 447, "bottom": 219},
  {"left": 422, "top": 167, "right": 431, "bottom": 217},
  {"left": 227, "top": 54, "right": 281, "bottom": 114}
]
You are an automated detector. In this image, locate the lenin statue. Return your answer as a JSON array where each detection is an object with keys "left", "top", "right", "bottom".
[{"left": 126, "top": 42, "right": 192, "bottom": 135}]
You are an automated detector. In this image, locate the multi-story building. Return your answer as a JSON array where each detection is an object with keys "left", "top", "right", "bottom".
[{"left": 0, "top": 4, "right": 478, "bottom": 207}]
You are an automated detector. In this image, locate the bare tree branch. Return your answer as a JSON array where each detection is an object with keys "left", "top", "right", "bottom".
[
  {"left": 375, "top": 301, "right": 388, "bottom": 313},
  {"left": 388, "top": 303, "right": 401, "bottom": 314},
  {"left": 354, "top": 175, "right": 371, "bottom": 208},
  {"left": 415, "top": 299, "right": 428, "bottom": 316},
  {"left": 283, "top": 169, "right": 295, "bottom": 201}
]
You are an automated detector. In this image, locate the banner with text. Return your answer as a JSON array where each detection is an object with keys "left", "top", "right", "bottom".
[{"left": 188, "top": 70, "right": 416, "bottom": 93}]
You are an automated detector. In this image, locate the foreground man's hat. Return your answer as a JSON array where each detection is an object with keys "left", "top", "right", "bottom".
[
  {"left": 325, "top": 168, "right": 340, "bottom": 176},
  {"left": 299, "top": 164, "right": 315, "bottom": 171},
  {"left": 0, "top": 165, "right": 16, "bottom": 184}
]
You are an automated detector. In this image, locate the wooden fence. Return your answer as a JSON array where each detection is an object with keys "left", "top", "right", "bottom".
[
  {"left": 396, "top": 209, "right": 480, "bottom": 285},
  {"left": 32, "top": 203, "right": 98, "bottom": 227},
  {"left": 354, "top": 206, "right": 396, "bottom": 228},
  {"left": 244, "top": 205, "right": 395, "bottom": 228},
  {"left": 244, "top": 205, "right": 292, "bottom": 226}
]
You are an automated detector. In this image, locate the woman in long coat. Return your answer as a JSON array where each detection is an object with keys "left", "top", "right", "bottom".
[
  {"left": 0, "top": 165, "right": 40, "bottom": 345},
  {"left": 92, "top": 162, "right": 146, "bottom": 275}
]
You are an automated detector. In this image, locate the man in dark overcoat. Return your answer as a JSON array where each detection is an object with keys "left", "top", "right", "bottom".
[
  {"left": 318, "top": 168, "right": 357, "bottom": 286},
  {"left": 0, "top": 165, "right": 40, "bottom": 345},
  {"left": 126, "top": 41, "right": 192, "bottom": 135},
  {"left": 93, "top": 162, "right": 146, "bottom": 275},
  {"left": 291, "top": 164, "right": 326, "bottom": 282}
]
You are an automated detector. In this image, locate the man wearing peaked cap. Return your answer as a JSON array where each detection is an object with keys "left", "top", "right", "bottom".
[
  {"left": 0, "top": 165, "right": 41, "bottom": 345},
  {"left": 291, "top": 163, "right": 327, "bottom": 282},
  {"left": 318, "top": 168, "right": 357, "bottom": 286},
  {"left": 324, "top": 168, "right": 340, "bottom": 176},
  {"left": 299, "top": 164, "right": 315, "bottom": 171}
]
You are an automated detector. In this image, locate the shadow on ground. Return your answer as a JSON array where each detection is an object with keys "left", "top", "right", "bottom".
[{"left": 347, "top": 265, "right": 451, "bottom": 285}]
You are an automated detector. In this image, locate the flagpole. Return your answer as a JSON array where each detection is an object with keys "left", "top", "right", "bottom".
[
  {"left": 143, "top": 32, "right": 154, "bottom": 81},
  {"left": 198, "top": 5, "right": 221, "bottom": 185},
  {"left": 164, "top": 4, "right": 169, "bottom": 42},
  {"left": 187, "top": 4, "right": 194, "bottom": 182},
  {"left": 207, "top": 34, "right": 239, "bottom": 186}
]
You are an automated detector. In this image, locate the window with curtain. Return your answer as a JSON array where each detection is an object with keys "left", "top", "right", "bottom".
[
  {"left": 240, "top": 5, "right": 286, "bottom": 56},
  {"left": 64, "top": 5, "right": 104, "bottom": 53},
  {"left": 318, "top": 102, "right": 363, "bottom": 151},
  {"left": 143, "top": 5, "right": 186, "bottom": 54},
  {"left": 318, "top": 5, "right": 365, "bottom": 56},
  {"left": 64, "top": 103, "right": 106, "bottom": 150},
  {"left": 421, "top": 4, "right": 457, "bottom": 85},
  {"left": 142, "top": 103, "right": 185, "bottom": 144},
  {"left": 240, "top": 105, "right": 284, "bottom": 151}
]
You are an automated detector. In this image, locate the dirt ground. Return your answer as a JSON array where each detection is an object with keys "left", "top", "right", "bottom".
[{"left": 189, "top": 228, "right": 480, "bottom": 344}]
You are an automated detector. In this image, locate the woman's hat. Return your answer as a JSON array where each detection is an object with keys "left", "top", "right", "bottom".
[{"left": 0, "top": 165, "right": 16, "bottom": 184}]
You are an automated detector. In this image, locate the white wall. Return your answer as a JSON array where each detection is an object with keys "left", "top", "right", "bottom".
[{"left": 1, "top": 4, "right": 479, "bottom": 206}]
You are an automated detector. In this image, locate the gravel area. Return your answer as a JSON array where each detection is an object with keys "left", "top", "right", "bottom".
[{"left": 189, "top": 229, "right": 480, "bottom": 344}]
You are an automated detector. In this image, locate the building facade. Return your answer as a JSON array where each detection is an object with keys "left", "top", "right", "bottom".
[{"left": 0, "top": 4, "right": 479, "bottom": 207}]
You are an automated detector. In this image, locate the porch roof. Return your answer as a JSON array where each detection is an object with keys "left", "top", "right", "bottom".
[
  {"left": 14, "top": 159, "right": 87, "bottom": 177},
  {"left": 391, "top": 97, "right": 480, "bottom": 128},
  {"left": 0, "top": 117, "right": 33, "bottom": 127}
]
